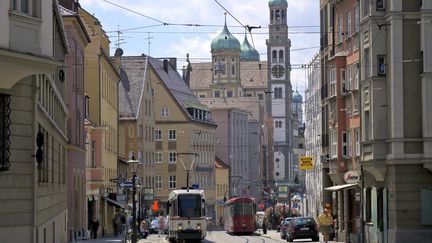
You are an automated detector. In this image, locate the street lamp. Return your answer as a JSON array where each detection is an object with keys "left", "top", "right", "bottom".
[{"left": 127, "top": 153, "right": 140, "bottom": 243}]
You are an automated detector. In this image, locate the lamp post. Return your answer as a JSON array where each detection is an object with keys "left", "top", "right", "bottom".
[{"left": 127, "top": 154, "right": 140, "bottom": 243}]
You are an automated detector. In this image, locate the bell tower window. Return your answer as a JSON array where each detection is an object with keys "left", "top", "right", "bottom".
[
  {"left": 272, "top": 50, "right": 277, "bottom": 62},
  {"left": 279, "top": 50, "right": 284, "bottom": 62}
]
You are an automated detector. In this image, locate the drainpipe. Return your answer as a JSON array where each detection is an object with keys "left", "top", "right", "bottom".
[{"left": 358, "top": 1, "right": 364, "bottom": 242}]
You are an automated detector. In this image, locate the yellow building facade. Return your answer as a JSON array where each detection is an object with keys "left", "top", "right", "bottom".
[
  {"left": 215, "top": 157, "right": 230, "bottom": 226},
  {"left": 148, "top": 57, "right": 217, "bottom": 218},
  {"left": 80, "top": 9, "right": 120, "bottom": 236}
]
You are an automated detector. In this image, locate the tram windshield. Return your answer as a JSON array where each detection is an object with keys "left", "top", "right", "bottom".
[
  {"left": 231, "top": 202, "right": 254, "bottom": 216},
  {"left": 178, "top": 194, "right": 202, "bottom": 217}
]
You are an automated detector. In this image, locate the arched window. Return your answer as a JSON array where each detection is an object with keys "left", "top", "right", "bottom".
[
  {"left": 276, "top": 10, "right": 280, "bottom": 20},
  {"left": 279, "top": 50, "right": 284, "bottom": 62},
  {"left": 272, "top": 50, "right": 277, "bottom": 62},
  {"left": 271, "top": 11, "right": 274, "bottom": 23},
  {"left": 282, "top": 10, "right": 285, "bottom": 21}
]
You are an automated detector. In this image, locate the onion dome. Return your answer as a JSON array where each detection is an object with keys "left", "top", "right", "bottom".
[
  {"left": 240, "top": 34, "right": 260, "bottom": 61},
  {"left": 293, "top": 90, "right": 303, "bottom": 103},
  {"left": 211, "top": 17, "right": 240, "bottom": 52},
  {"left": 268, "top": 0, "right": 287, "bottom": 7}
]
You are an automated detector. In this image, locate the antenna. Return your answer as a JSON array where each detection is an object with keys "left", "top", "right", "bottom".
[
  {"left": 113, "top": 25, "right": 127, "bottom": 48},
  {"left": 142, "top": 32, "right": 153, "bottom": 55}
]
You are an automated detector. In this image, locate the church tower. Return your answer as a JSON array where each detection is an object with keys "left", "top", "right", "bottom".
[
  {"left": 210, "top": 14, "right": 242, "bottom": 98},
  {"left": 266, "top": 0, "right": 293, "bottom": 182}
]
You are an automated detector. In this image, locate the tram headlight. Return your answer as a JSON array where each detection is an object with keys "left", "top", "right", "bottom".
[
  {"left": 196, "top": 223, "right": 201, "bottom": 230},
  {"left": 178, "top": 223, "right": 183, "bottom": 230}
]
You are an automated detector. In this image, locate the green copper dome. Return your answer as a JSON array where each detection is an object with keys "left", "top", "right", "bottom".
[
  {"left": 211, "top": 20, "right": 240, "bottom": 52},
  {"left": 240, "top": 35, "right": 260, "bottom": 61},
  {"left": 293, "top": 90, "right": 303, "bottom": 103},
  {"left": 268, "top": 0, "right": 287, "bottom": 7}
]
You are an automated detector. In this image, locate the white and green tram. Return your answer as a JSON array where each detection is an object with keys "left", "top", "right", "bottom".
[{"left": 166, "top": 189, "right": 207, "bottom": 242}]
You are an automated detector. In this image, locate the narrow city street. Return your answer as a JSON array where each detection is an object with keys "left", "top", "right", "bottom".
[{"left": 77, "top": 230, "right": 345, "bottom": 243}]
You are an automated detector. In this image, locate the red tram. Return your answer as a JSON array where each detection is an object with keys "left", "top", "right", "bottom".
[{"left": 224, "top": 197, "right": 256, "bottom": 234}]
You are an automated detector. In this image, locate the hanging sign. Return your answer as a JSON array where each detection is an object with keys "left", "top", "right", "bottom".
[
  {"left": 344, "top": 170, "right": 361, "bottom": 184},
  {"left": 299, "top": 156, "right": 314, "bottom": 170}
]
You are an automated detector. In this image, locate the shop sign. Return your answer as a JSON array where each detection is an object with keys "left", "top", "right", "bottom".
[
  {"left": 344, "top": 170, "right": 361, "bottom": 184},
  {"left": 299, "top": 156, "right": 314, "bottom": 170}
]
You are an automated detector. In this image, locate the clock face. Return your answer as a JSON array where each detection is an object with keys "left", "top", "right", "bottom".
[{"left": 272, "top": 65, "right": 285, "bottom": 78}]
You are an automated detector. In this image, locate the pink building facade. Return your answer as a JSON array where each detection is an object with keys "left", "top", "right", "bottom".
[{"left": 61, "top": 2, "right": 91, "bottom": 241}]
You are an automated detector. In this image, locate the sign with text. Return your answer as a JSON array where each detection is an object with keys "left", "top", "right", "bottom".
[
  {"left": 144, "top": 188, "right": 154, "bottom": 200},
  {"left": 299, "top": 156, "right": 314, "bottom": 170},
  {"left": 278, "top": 185, "right": 288, "bottom": 198},
  {"left": 344, "top": 170, "right": 361, "bottom": 184}
]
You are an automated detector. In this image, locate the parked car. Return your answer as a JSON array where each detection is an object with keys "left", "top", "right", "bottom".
[
  {"left": 286, "top": 217, "right": 319, "bottom": 242},
  {"left": 280, "top": 217, "right": 294, "bottom": 239}
]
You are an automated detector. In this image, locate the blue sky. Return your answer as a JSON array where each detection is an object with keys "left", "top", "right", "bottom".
[{"left": 80, "top": 0, "right": 320, "bottom": 93}]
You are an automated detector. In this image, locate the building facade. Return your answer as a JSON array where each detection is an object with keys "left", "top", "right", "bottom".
[
  {"left": 61, "top": 2, "right": 91, "bottom": 241},
  {"left": 149, "top": 57, "right": 217, "bottom": 217},
  {"left": 0, "top": 1, "right": 69, "bottom": 242},
  {"left": 215, "top": 157, "right": 230, "bottom": 226},
  {"left": 80, "top": 8, "right": 120, "bottom": 236},
  {"left": 359, "top": 1, "right": 432, "bottom": 242},
  {"left": 304, "top": 53, "right": 323, "bottom": 219},
  {"left": 117, "top": 53, "right": 156, "bottom": 218},
  {"left": 320, "top": 0, "right": 363, "bottom": 241}
]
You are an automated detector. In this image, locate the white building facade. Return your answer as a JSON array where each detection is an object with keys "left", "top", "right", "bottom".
[
  {"left": 0, "top": 1, "right": 69, "bottom": 242},
  {"left": 304, "top": 54, "right": 323, "bottom": 218}
]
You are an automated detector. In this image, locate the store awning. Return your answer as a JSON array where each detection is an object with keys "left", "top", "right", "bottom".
[
  {"left": 103, "top": 197, "right": 126, "bottom": 208},
  {"left": 324, "top": 183, "right": 358, "bottom": 191}
]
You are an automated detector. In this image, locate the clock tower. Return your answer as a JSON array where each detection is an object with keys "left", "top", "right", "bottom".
[{"left": 266, "top": 0, "right": 293, "bottom": 183}]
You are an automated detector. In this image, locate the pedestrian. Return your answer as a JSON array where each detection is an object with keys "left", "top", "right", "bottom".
[
  {"left": 112, "top": 213, "right": 121, "bottom": 236},
  {"left": 90, "top": 216, "right": 100, "bottom": 239},
  {"left": 262, "top": 216, "right": 267, "bottom": 234},
  {"left": 318, "top": 203, "right": 334, "bottom": 243},
  {"left": 158, "top": 215, "right": 165, "bottom": 237},
  {"left": 139, "top": 219, "right": 149, "bottom": 239}
]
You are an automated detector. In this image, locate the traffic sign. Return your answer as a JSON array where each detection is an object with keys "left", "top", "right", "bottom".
[
  {"left": 299, "top": 156, "right": 314, "bottom": 170},
  {"left": 191, "top": 184, "right": 199, "bottom": 189},
  {"left": 119, "top": 181, "right": 133, "bottom": 188}
]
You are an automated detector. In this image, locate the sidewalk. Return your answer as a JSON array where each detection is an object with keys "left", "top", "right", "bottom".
[
  {"left": 75, "top": 233, "right": 166, "bottom": 243},
  {"left": 257, "top": 230, "right": 346, "bottom": 242}
]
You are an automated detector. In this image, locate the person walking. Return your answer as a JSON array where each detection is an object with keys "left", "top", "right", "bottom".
[
  {"left": 90, "top": 217, "right": 100, "bottom": 239},
  {"left": 157, "top": 215, "right": 165, "bottom": 237},
  {"left": 139, "top": 219, "right": 149, "bottom": 239},
  {"left": 318, "top": 204, "right": 334, "bottom": 243}
]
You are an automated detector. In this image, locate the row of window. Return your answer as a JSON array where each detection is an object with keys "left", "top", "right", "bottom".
[
  {"left": 329, "top": 129, "right": 361, "bottom": 158},
  {"left": 37, "top": 75, "right": 67, "bottom": 134},
  {"left": 154, "top": 175, "right": 177, "bottom": 189},
  {"left": 37, "top": 125, "right": 66, "bottom": 184},
  {"left": 337, "top": 5, "right": 360, "bottom": 43},
  {"left": 11, "top": 0, "right": 40, "bottom": 18}
]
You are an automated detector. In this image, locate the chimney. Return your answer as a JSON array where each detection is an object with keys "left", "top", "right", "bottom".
[
  {"left": 168, "top": 58, "right": 177, "bottom": 70},
  {"left": 163, "top": 59, "right": 169, "bottom": 73}
]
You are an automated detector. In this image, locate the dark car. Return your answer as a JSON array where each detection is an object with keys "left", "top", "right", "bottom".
[
  {"left": 286, "top": 217, "right": 319, "bottom": 242},
  {"left": 280, "top": 217, "right": 294, "bottom": 239}
]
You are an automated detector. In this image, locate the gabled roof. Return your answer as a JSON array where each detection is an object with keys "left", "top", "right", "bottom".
[
  {"left": 147, "top": 57, "right": 216, "bottom": 126},
  {"left": 118, "top": 55, "right": 148, "bottom": 119},
  {"left": 189, "top": 61, "right": 268, "bottom": 90}
]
